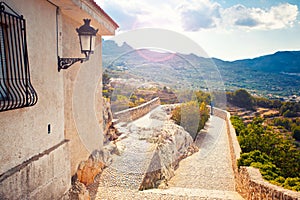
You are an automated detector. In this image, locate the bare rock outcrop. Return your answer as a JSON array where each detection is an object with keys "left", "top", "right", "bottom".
[
  {"left": 71, "top": 143, "right": 118, "bottom": 199},
  {"left": 69, "top": 180, "right": 91, "bottom": 200},
  {"left": 103, "top": 97, "right": 119, "bottom": 142},
  {"left": 76, "top": 154, "right": 106, "bottom": 186},
  {"left": 139, "top": 109, "right": 199, "bottom": 190}
]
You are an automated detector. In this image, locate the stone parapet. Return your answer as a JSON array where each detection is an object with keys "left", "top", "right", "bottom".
[
  {"left": 212, "top": 108, "right": 241, "bottom": 191},
  {"left": 238, "top": 167, "right": 300, "bottom": 200},
  {"left": 114, "top": 97, "right": 161, "bottom": 122},
  {"left": 213, "top": 108, "right": 300, "bottom": 200}
]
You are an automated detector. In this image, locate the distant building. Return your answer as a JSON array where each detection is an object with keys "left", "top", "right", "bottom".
[{"left": 0, "top": 0, "right": 118, "bottom": 199}]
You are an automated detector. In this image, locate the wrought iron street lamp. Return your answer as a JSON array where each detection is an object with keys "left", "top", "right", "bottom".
[{"left": 58, "top": 19, "right": 98, "bottom": 72}]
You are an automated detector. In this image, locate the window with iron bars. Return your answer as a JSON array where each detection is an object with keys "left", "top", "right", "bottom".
[{"left": 0, "top": 2, "right": 37, "bottom": 112}]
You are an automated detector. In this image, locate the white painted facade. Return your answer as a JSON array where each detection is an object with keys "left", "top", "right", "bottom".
[{"left": 0, "top": 0, "right": 117, "bottom": 199}]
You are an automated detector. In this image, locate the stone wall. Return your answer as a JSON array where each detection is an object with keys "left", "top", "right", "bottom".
[
  {"left": 213, "top": 107, "right": 241, "bottom": 190},
  {"left": 238, "top": 167, "right": 300, "bottom": 200},
  {"left": 114, "top": 97, "right": 161, "bottom": 122},
  {"left": 213, "top": 108, "right": 300, "bottom": 200},
  {"left": 0, "top": 141, "right": 70, "bottom": 200}
]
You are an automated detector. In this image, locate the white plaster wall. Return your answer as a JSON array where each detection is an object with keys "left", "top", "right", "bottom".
[
  {"left": 61, "top": 13, "right": 104, "bottom": 175},
  {"left": 0, "top": 0, "right": 65, "bottom": 175},
  {"left": 0, "top": 0, "right": 71, "bottom": 199},
  {"left": 0, "top": 1, "right": 110, "bottom": 198}
]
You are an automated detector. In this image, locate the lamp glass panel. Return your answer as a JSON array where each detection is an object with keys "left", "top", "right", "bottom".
[
  {"left": 91, "top": 35, "right": 96, "bottom": 51},
  {"left": 80, "top": 35, "right": 91, "bottom": 51}
]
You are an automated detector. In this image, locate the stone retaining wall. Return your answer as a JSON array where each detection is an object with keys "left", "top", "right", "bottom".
[
  {"left": 212, "top": 108, "right": 300, "bottom": 200},
  {"left": 114, "top": 97, "right": 161, "bottom": 122},
  {"left": 0, "top": 140, "right": 70, "bottom": 200},
  {"left": 238, "top": 167, "right": 300, "bottom": 200}
]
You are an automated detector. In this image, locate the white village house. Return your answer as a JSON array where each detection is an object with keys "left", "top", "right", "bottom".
[{"left": 0, "top": 0, "right": 118, "bottom": 199}]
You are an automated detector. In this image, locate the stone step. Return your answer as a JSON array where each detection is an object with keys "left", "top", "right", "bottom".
[
  {"left": 93, "top": 186, "right": 244, "bottom": 200},
  {"left": 96, "top": 167, "right": 146, "bottom": 190},
  {"left": 142, "top": 187, "right": 244, "bottom": 200}
]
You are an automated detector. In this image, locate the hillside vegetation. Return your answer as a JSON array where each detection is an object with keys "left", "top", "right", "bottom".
[
  {"left": 229, "top": 89, "right": 300, "bottom": 191},
  {"left": 103, "top": 40, "right": 300, "bottom": 98}
]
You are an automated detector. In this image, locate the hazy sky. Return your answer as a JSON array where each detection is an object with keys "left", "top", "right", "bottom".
[{"left": 96, "top": 0, "right": 300, "bottom": 61}]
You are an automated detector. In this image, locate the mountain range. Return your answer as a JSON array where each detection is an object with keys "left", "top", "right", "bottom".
[
  {"left": 102, "top": 40, "right": 300, "bottom": 98},
  {"left": 222, "top": 51, "right": 300, "bottom": 73}
]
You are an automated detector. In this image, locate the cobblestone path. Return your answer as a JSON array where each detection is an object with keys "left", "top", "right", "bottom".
[
  {"left": 91, "top": 107, "right": 162, "bottom": 198},
  {"left": 93, "top": 114, "right": 244, "bottom": 199},
  {"left": 168, "top": 116, "right": 236, "bottom": 190},
  {"left": 160, "top": 115, "right": 244, "bottom": 199}
]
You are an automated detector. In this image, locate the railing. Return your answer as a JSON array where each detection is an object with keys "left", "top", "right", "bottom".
[{"left": 0, "top": 2, "right": 38, "bottom": 112}]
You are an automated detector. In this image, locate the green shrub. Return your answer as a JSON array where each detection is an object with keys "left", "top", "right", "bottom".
[
  {"left": 236, "top": 117, "right": 300, "bottom": 191},
  {"left": 274, "top": 176, "right": 285, "bottom": 184},
  {"left": 238, "top": 150, "right": 272, "bottom": 167},
  {"left": 171, "top": 101, "right": 209, "bottom": 140},
  {"left": 251, "top": 162, "right": 280, "bottom": 181},
  {"left": 230, "top": 116, "right": 245, "bottom": 136},
  {"left": 283, "top": 177, "right": 300, "bottom": 191}
]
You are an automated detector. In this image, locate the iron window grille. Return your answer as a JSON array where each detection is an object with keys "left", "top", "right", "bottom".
[{"left": 0, "top": 2, "right": 37, "bottom": 112}]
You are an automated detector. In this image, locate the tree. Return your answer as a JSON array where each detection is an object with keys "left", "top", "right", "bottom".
[
  {"left": 273, "top": 117, "right": 292, "bottom": 130},
  {"left": 111, "top": 95, "right": 130, "bottom": 112},
  {"left": 292, "top": 126, "right": 300, "bottom": 141},
  {"left": 172, "top": 101, "right": 200, "bottom": 140},
  {"left": 199, "top": 102, "right": 210, "bottom": 130},
  {"left": 227, "top": 89, "right": 254, "bottom": 110},
  {"left": 238, "top": 117, "right": 300, "bottom": 178},
  {"left": 102, "top": 72, "right": 111, "bottom": 85},
  {"left": 280, "top": 102, "right": 300, "bottom": 117},
  {"left": 283, "top": 110, "right": 297, "bottom": 117},
  {"left": 234, "top": 113, "right": 300, "bottom": 191},
  {"left": 283, "top": 177, "right": 300, "bottom": 191},
  {"left": 194, "top": 90, "right": 211, "bottom": 104},
  {"left": 254, "top": 97, "right": 282, "bottom": 109}
]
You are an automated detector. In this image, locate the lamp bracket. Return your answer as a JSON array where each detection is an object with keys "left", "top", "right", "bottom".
[{"left": 58, "top": 56, "right": 88, "bottom": 72}]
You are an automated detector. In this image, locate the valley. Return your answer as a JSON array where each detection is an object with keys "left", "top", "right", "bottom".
[{"left": 103, "top": 40, "right": 300, "bottom": 100}]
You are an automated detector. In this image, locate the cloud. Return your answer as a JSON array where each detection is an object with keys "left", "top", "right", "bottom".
[
  {"left": 96, "top": 1, "right": 139, "bottom": 30},
  {"left": 178, "top": 0, "right": 221, "bottom": 31},
  {"left": 96, "top": 0, "right": 299, "bottom": 31},
  {"left": 235, "top": 18, "right": 259, "bottom": 27},
  {"left": 222, "top": 3, "right": 299, "bottom": 30}
]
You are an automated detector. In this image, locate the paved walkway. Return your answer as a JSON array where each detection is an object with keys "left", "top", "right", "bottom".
[
  {"left": 92, "top": 113, "right": 244, "bottom": 199},
  {"left": 151, "top": 115, "right": 244, "bottom": 199},
  {"left": 168, "top": 116, "right": 236, "bottom": 191},
  {"left": 90, "top": 107, "right": 164, "bottom": 198}
]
